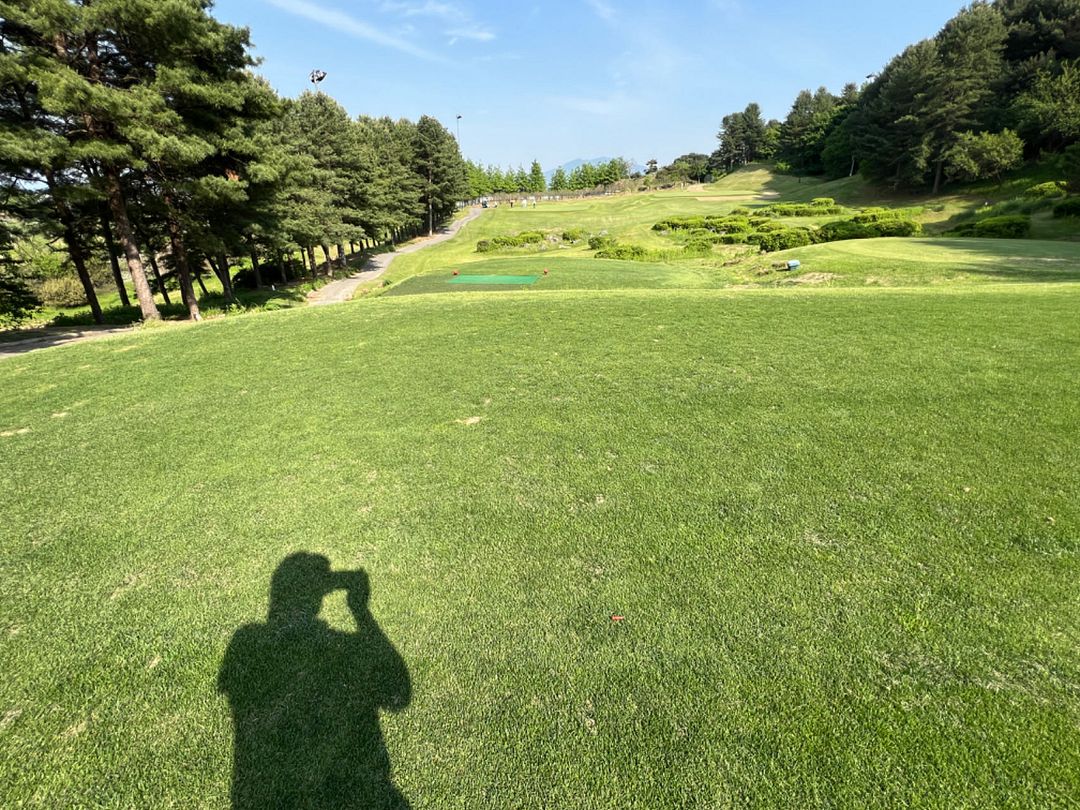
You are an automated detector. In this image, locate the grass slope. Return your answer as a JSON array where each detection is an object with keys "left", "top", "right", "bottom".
[{"left": 2, "top": 284, "right": 1079, "bottom": 807}]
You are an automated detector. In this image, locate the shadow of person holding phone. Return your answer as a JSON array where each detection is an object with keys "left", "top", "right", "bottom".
[{"left": 219, "top": 553, "right": 411, "bottom": 808}]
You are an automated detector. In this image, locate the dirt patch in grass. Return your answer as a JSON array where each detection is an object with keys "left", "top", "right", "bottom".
[{"left": 782, "top": 272, "right": 839, "bottom": 285}]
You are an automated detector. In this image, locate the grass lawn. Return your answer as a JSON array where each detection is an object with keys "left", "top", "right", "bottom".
[{"left": 2, "top": 280, "right": 1079, "bottom": 807}]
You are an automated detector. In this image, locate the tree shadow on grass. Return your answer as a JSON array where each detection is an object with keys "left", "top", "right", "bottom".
[
  {"left": 219, "top": 553, "right": 411, "bottom": 809},
  {"left": 918, "top": 237, "right": 1080, "bottom": 284}
]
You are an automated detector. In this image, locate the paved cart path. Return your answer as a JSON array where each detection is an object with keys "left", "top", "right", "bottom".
[{"left": 308, "top": 207, "right": 485, "bottom": 305}]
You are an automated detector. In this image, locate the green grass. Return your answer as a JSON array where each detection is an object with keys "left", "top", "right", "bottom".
[
  {"left": 3, "top": 164, "right": 1080, "bottom": 807},
  {"left": 2, "top": 282, "right": 1079, "bottom": 807}
]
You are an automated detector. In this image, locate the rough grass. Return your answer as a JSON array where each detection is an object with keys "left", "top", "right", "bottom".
[{"left": 2, "top": 283, "right": 1079, "bottom": 807}]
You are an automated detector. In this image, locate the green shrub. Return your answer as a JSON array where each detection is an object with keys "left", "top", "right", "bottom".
[
  {"left": 761, "top": 202, "right": 844, "bottom": 217},
  {"left": 754, "top": 221, "right": 787, "bottom": 232},
  {"left": 748, "top": 229, "right": 814, "bottom": 252},
  {"left": 562, "top": 228, "right": 587, "bottom": 242},
  {"left": 588, "top": 234, "right": 617, "bottom": 251},
  {"left": 720, "top": 233, "right": 747, "bottom": 244},
  {"left": 595, "top": 243, "right": 649, "bottom": 261},
  {"left": 683, "top": 238, "right": 718, "bottom": 254},
  {"left": 476, "top": 231, "right": 546, "bottom": 253},
  {"left": 952, "top": 215, "right": 1030, "bottom": 238},
  {"left": 851, "top": 209, "right": 908, "bottom": 224},
  {"left": 817, "top": 218, "right": 922, "bottom": 242},
  {"left": 1052, "top": 197, "right": 1080, "bottom": 219},
  {"left": 730, "top": 207, "right": 751, "bottom": 217},
  {"left": 38, "top": 274, "right": 88, "bottom": 307},
  {"left": 1023, "top": 181, "right": 1068, "bottom": 200},
  {"left": 811, "top": 197, "right": 835, "bottom": 207}
]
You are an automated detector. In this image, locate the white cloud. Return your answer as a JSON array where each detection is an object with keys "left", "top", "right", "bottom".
[
  {"left": 447, "top": 26, "right": 495, "bottom": 41},
  {"left": 586, "top": 0, "right": 616, "bottom": 21},
  {"left": 266, "top": 0, "right": 445, "bottom": 62}
]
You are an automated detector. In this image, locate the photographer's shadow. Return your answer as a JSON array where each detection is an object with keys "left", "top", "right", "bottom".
[{"left": 219, "top": 553, "right": 411, "bottom": 808}]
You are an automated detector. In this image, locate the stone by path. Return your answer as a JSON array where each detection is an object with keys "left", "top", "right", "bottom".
[
  {"left": 308, "top": 207, "right": 484, "bottom": 305},
  {"left": 0, "top": 325, "right": 135, "bottom": 360}
]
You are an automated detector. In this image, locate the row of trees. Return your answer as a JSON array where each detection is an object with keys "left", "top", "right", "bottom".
[
  {"left": 465, "top": 161, "right": 546, "bottom": 197},
  {"left": 464, "top": 157, "right": 633, "bottom": 198},
  {"left": 1, "top": 0, "right": 467, "bottom": 325},
  {"left": 710, "top": 0, "right": 1079, "bottom": 191}
]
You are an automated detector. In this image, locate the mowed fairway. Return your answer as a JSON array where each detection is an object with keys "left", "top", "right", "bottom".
[{"left": 2, "top": 277, "right": 1079, "bottom": 806}]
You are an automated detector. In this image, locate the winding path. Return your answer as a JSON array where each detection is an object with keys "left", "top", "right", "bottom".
[{"left": 308, "top": 207, "right": 484, "bottom": 305}]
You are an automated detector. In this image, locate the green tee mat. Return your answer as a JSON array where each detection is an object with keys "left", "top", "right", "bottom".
[{"left": 447, "top": 275, "right": 540, "bottom": 285}]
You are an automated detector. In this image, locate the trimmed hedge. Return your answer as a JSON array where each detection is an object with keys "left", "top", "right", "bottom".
[
  {"left": 759, "top": 199, "right": 844, "bottom": 217},
  {"left": 817, "top": 218, "right": 922, "bottom": 242},
  {"left": 747, "top": 229, "right": 813, "bottom": 252},
  {"left": 952, "top": 215, "right": 1030, "bottom": 238},
  {"left": 1052, "top": 197, "right": 1080, "bottom": 219},
  {"left": 652, "top": 215, "right": 752, "bottom": 234},
  {"left": 595, "top": 243, "right": 649, "bottom": 261},
  {"left": 476, "top": 231, "right": 546, "bottom": 252},
  {"left": 1023, "top": 181, "right": 1068, "bottom": 200}
]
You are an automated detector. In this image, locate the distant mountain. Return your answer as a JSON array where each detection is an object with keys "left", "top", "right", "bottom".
[{"left": 545, "top": 157, "right": 646, "bottom": 181}]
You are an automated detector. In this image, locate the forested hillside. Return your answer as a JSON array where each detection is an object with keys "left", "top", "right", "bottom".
[{"left": 699, "top": 1, "right": 1078, "bottom": 192}]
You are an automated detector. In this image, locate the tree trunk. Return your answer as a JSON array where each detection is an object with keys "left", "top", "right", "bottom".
[
  {"left": 320, "top": 244, "right": 332, "bottom": 277},
  {"left": 932, "top": 159, "right": 944, "bottom": 195},
  {"left": 337, "top": 242, "right": 346, "bottom": 269},
  {"left": 277, "top": 254, "right": 287, "bottom": 284},
  {"left": 428, "top": 167, "right": 435, "bottom": 236},
  {"left": 306, "top": 245, "right": 317, "bottom": 280},
  {"left": 99, "top": 213, "right": 131, "bottom": 308},
  {"left": 216, "top": 252, "right": 236, "bottom": 302},
  {"left": 194, "top": 268, "right": 209, "bottom": 296},
  {"left": 145, "top": 247, "right": 171, "bottom": 306},
  {"left": 45, "top": 172, "right": 103, "bottom": 324},
  {"left": 103, "top": 167, "right": 159, "bottom": 321},
  {"left": 162, "top": 193, "right": 200, "bottom": 321},
  {"left": 246, "top": 239, "right": 263, "bottom": 289}
]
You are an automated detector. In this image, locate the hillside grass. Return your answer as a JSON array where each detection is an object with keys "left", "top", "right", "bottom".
[
  {"left": 379, "top": 166, "right": 1079, "bottom": 297},
  {"left": 2, "top": 282, "right": 1079, "bottom": 807}
]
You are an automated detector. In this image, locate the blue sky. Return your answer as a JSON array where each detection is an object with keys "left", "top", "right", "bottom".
[{"left": 213, "top": 0, "right": 967, "bottom": 170}]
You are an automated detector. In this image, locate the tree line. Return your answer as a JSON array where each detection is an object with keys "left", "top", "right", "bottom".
[
  {"left": 703, "top": 0, "right": 1079, "bottom": 191},
  {"left": 464, "top": 157, "right": 632, "bottom": 198},
  {"left": 1, "top": 0, "right": 467, "bottom": 325}
]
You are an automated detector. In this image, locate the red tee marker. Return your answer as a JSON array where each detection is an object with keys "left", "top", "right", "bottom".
[
  {"left": 610, "top": 614, "right": 624, "bottom": 622},
  {"left": 543, "top": 269, "right": 549, "bottom": 275},
  {"left": 452, "top": 270, "right": 459, "bottom": 276}
]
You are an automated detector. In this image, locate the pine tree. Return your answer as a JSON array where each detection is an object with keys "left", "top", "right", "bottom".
[{"left": 413, "top": 116, "right": 465, "bottom": 235}]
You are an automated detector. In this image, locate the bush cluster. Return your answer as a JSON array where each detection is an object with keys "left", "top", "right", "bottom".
[
  {"left": 951, "top": 215, "right": 1031, "bottom": 238},
  {"left": 588, "top": 234, "right": 617, "bottom": 251},
  {"left": 1052, "top": 197, "right": 1080, "bottom": 219},
  {"left": 759, "top": 198, "right": 844, "bottom": 217},
  {"left": 747, "top": 229, "right": 814, "bottom": 252},
  {"left": 475, "top": 231, "right": 546, "bottom": 253},
  {"left": 1023, "top": 181, "right": 1068, "bottom": 200},
  {"left": 595, "top": 243, "right": 649, "bottom": 261},
  {"left": 38, "top": 274, "right": 88, "bottom": 307},
  {"left": 817, "top": 218, "right": 922, "bottom": 241},
  {"left": 561, "top": 228, "right": 587, "bottom": 243},
  {"left": 652, "top": 215, "right": 750, "bottom": 234}
]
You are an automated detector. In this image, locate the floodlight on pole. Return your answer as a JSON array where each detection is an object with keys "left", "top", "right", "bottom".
[
  {"left": 310, "top": 69, "right": 327, "bottom": 86},
  {"left": 456, "top": 114, "right": 462, "bottom": 143}
]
